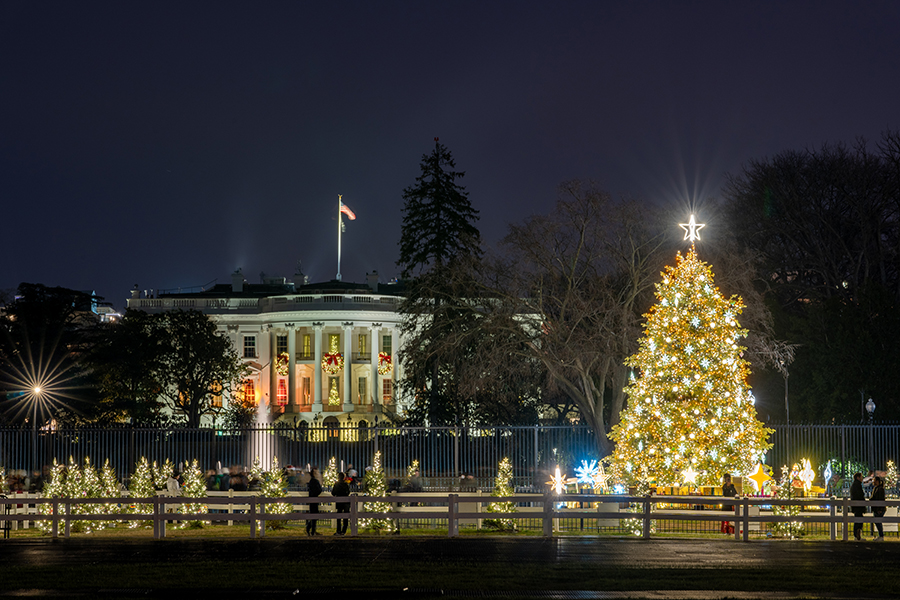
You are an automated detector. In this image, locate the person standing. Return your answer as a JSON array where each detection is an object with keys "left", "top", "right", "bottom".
[
  {"left": 332, "top": 472, "right": 351, "bottom": 536},
  {"left": 306, "top": 467, "right": 322, "bottom": 536},
  {"left": 721, "top": 473, "right": 737, "bottom": 534},
  {"left": 871, "top": 475, "right": 886, "bottom": 541},
  {"left": 850, "top": 472, "right": 865, "bottom": 541}
]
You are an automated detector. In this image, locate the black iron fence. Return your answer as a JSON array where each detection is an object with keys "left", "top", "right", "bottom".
[
  {"left": 0, "top": 424, "right": 597, "bottom": 487},
  {"left": 2, "top": 422, "right": 897, "bottom": 486}
]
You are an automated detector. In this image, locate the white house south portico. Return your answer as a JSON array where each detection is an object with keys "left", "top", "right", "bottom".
[{"left": 127, "top": 270, "right": 405, "bottom": 427}]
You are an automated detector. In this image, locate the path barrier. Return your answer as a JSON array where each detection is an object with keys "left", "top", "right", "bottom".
[{"left": 3, "top": 493, "right": 900, "bottom": 541}]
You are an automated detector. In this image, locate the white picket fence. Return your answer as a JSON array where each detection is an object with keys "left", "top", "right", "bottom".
[{"left": 3, "top": 492, "right": 900, "bottom": 541}]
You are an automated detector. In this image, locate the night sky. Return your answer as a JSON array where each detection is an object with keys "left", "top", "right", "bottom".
[{"left": 3, "top": 2, "right": 898, "bottom": 308}]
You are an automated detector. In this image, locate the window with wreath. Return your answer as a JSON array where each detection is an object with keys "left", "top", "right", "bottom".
[
  {"left": 382, "top": 379, "right": 393, "bottom": 404},
  {"left": 276, "top": 379, "right": 288, "bottom": 405}
]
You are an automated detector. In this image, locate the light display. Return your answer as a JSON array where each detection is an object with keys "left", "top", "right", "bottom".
[
  {"left": 275, "top": 351, "right": 290, "bottom": 376},
  {"left": 322, "top": 336, "right": 344, "bottom": 374},
  {"left": 360, "top": 451, "right": 394, "bottom": 531},
  {"left": 129, "top": 457, "right": 156, "bottom": 528},
  {"left": 484, "top": 457, "right": 517, "bottom": 531},
  {"left": 771, "top": 465, "right": 803, "bottom": 538},
  {"left": 609, "top": 240, "right": 773, "bottom": 487},
  {"left": 747, "top": 463, "right": 773, "bottom": 493},
  {"left": 378, "top": 351, "right": 393, "bottom": 375},
  {"left": 178, "top": 459, "right": 209, "bottom": 528},
  {"left": 261, "top": 456, "right": 291, "bottom": 526}
]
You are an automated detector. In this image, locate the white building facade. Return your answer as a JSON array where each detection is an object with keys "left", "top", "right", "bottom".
[{"left": 126, "top": 270, "right": 406, "bottom": 427}]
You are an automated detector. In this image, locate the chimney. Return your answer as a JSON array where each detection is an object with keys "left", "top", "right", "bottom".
[
  {"left": 366, "top": 270, "right": 379, "bottom": 292},
  {"left": 231, "top": 268, "right": 245, "bottom": 293}
]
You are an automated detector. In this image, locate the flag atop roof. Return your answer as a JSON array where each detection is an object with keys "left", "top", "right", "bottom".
[{"left": 340, "top": 201, "right": 356, "bottom": 220}]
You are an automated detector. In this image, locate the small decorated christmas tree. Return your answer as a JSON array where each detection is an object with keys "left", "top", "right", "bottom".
[
  {"left": 620, "top": 479, "right": 656, "bottom": 537},
  {"left": 328, "top": 379, "right": 341, "bottom": 406},
  {"left": 484, "top": 457, "right": 517, "bottom": 531},
  {"left": 129, "top": 457, "right": 156, "bottom": 528},
  {"left": 261, "top": 456, "right": 291, "bottom": 528},
  {"left": 179, "top": 459, "right": 208, "bottom": 528},
  {"left": 322, "top": 456, "right": 338, "bottom": 489},
  {"left": 885, "top": 461, "right": 899, "bottom": 498},
  {"left": 37, "top": 460, "right": 67, "bottom": 533},
  {"left": 99, "top": 459, "right": 122, "bottom": 528},
  {"left": 610, "top": 225, "right": 772, "bottom": 487},
  {"left": 771, "top": 465, "right": 803, "bottom": 538},
  {"left": 153, "top": 459, "right": 175, "bottom": 490},
  {"left": 361, "top": 451, "right": 393, "bottom": 532}
]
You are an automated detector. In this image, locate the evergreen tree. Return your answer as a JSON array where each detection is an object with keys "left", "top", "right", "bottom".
[
  {"left": 484, "top": 457, "right": 517, "bottom": 531},
  {"left": 261, "top": 456, "right": 291, "bottom": 528},
  {"left": 398, "top": 140, "right": 483, "bottom": 425},
  {"left": 129, "top": 457, "right": 156, "bottom": 528},
  {"left": 37, "top": 460, "right": 67, "bottom": 533},
  {"left": 322, "top": 456, "right": 338, "bottom": 489},
  {"left": 609, "top": 245, "right": 773, "bottom": 486},
  {"left": 771, "top": 465, "right": 803, "bottom": 538},
  {"left": 360, "top": 451, "right": 393, "bottom": 532},
  {"left": 99, "top": 459, "right": 121, "bottom": 528},
  {"left": 179, "top": 459, "right": 208, "bottom": 528},
  {"left": 398, "top": 139, "right": 481, "bottom": 279}
]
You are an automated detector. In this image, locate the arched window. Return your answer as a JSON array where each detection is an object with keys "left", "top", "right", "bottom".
[
  {"left": 323, "top": 416, "right": 341, "bottom": 438},
  {"left": 277, "top": 380, "right": 288, "bottom": 405}
]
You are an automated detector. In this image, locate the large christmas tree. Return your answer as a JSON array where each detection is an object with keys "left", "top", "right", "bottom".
[{"left": 609, "top": 221, "right": 772, "bottom": 487}]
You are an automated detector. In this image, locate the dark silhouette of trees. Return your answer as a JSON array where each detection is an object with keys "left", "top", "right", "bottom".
[{"left": 723, "top": 131, "right": 900, "bottom": 420}]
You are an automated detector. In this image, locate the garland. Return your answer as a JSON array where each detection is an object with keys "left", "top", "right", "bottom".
[
  {"left": 275, "top": 351, "right": 290, "bottom": 377},
  {"left": 378, "top": 351, "right": 393, "bottom": 375},
  {"left": 322, "top": 352, "right": 344, "bottom": 374}
]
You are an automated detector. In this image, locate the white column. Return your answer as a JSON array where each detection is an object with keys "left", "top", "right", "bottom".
[
  {"left": 287, "top": 324, "right": 296, "bottom": 411},
  {"left": 267, "top": 327, "right": 276, "bottom": 411},
  {"left": 342, "top": 323, "right": 354, "bottom": 412},
  {"left": 312, "top": 323, "right": 323, "bottom": 413},
  {"left": 370, "top": 324, "right": 381, "bottom": 412},
  {"left": 391, "top": 327, "right": 399, "bottom": 406}
]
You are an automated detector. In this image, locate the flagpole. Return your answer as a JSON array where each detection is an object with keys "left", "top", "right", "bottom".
[{"left": 337, "top": 194, "right": 342, "bottom": 281}]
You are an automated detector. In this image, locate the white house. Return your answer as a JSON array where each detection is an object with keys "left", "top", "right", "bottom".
[{"left": 126, "top": 268, "right": 406, "bottom": 428}]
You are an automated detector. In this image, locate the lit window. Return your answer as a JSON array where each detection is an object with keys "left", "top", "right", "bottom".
[
  {"left": 277, "top": 380, "right": 287, "bottom": 405},
  {"left": 302, "top": 334, "right": 312, "bottom": 358},
  {"left": 382, "top": 379, "right": 393, "bottom": 404},
  {"left": 328, "top": 333, "right": 341, "bottom": 352},
  {"left": 242, "top": 379, "right": 256, "bottom": 404},
  {"left": 301, "top": 377, "right": 311, "bottom": 404},
  {"left": 243, "top": 336, "right": 256, "bottom": 359},
  {"left": 210, "top": 381, "right": 223, "bottom": 408},
  {"left": 358, "top": 333, "right": 367, "bottom": 354}
]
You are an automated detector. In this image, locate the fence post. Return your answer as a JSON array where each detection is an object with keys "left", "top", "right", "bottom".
[
  {"left": 742, "top": 498, "right": 749, "bottom": 542},
  {"left": 533, "top": 426, "right": 539, "bottom": 488},
  {"left": 734, "top": 499, "right": 741, "bottom": 541},
  {"left": 64, "top": 500, "right": 71, "bottom": 538},
  {"left": 350, "top": 493, "right": 358, "bottom": 537},
  {"left": 448, "top": 493, "right": 458, "bottom": 537},
  {"left": 51, "top": 499, "right": 59, "bottom": 539},
  {"left": 454, "top": 427, "right": 460, "bottom": 480},
  {"left": 841, "top": 496, "right": 849, "bottom": 541},
  {"left": 542, "top": 492, "right": 553, "bottom": 537},
  {"left": 829, "top": 499, "right": 836, "bottom": 541},
  {"left": 642, "top": 496, "right": 651, "bottom": 540},
  {"left": 259, "top": 497, "right": 266, "bottom": 537},
  {"left": 249, "top": 497, "right": 257, "bottom": 539}
]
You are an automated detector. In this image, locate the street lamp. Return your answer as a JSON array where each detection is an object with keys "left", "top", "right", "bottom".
[
  {"left": 866, "top": 398, "right": 876, "bottom": 471},
  {"left": 31, "top": 386, "right": 43, "bottom": 475}
]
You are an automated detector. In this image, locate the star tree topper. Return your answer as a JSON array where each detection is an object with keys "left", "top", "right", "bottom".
[{"left": 679, "top": 214, "right": 705, "bottom": 242}]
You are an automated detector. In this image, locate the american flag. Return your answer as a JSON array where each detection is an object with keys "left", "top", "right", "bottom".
[{"left": 340, "top": 201, "right": 356, "bottom": 220}]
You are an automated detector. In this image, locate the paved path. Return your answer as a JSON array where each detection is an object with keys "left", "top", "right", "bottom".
[{"left": 1, "top": 536, "right": 897, "bottom": 598}]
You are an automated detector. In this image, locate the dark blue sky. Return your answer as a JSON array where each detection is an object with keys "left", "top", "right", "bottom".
[{"left": 2, "top": 1, "right": 898, "bottom": 308}]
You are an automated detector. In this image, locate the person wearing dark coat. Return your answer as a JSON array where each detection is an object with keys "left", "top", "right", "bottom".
[
  {"left": 332, "top": 472, "right": 351, "bottom": 536},
  {"left": 870, "top": 475, "right": 886, "bottom": 541},
  {"left": 850, "top": 472, "right": 865, "bottom": 541},
  {"left": 306, "top": 468, "right": 322, "bottom": 536},
  {"left": 720, "top": 473, "right": 737, "bottom": 534}
]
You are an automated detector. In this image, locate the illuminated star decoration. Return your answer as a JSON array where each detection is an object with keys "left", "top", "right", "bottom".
[
  {"left": 547, "top": 466, "right": 567, "bottom": 495},
  {"left": 747, "top": 463, "right": 773, "bottom": 492},
  {"left": 679, "top": 214, "right": 705, "bottom": 243},
  {"left": 798, "top": 458, "right": 815, "bottom": 492},
  {"left": 592, "top": 462, "right": 611, "bottom": 493},
  {"left": 575, "top": 460, "right": 600, "bottom": 486},
  {"left": 682, "top": 466, "right": 699, "bottom": 485}
]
